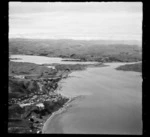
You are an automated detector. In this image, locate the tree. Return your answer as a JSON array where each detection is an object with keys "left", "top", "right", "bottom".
[{"left": 43, "top": 101, "right": 55, "bottom": 113}]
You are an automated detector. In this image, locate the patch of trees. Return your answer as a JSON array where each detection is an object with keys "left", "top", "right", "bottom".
[{"left": 43, "top": 98, "right": 69, "bottom": 113}]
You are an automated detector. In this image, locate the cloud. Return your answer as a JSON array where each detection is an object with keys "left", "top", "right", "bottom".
[
  {"left": 9, "top": 2, "right": 142, "bottom": 41},
  {"left": 9, "top": 2, "right": 142, "bottom": 15}
]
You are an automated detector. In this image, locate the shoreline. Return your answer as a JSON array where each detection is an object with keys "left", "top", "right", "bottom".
[
  {"left": 8, "top": 56, "right": 141, "bottom": 133},
  {"left": 36, "top": 61, "right": 142, "bottom": 133},
  {"left": 8, "top": 58, "right": 93, "bottom": 134},
  {"left": 10, "top": 54, "right": 142, "bottom": 64},
  {"left": 42, "top": 97, "right": 74, "bottom": 133},
  {"left": 41, "top": 62, "right": 142, "bottom": 134},
  {"left": 41, "top": 94, "right": 86, "bottom": 133}
]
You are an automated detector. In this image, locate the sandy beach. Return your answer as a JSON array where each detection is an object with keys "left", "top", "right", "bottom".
[{"left": 42, "top": 97, "right": 74, "bottom": 133}]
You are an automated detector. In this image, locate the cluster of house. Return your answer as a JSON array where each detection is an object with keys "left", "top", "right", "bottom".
[
  {"left": 9, "top": 71, "right": 66, "bottom": 109},
  {"left": 14, "top": 91, "right": 62, "bottom": 109},
  {"left": 13, "top": 75, "right": 25, "bottom": 79}
]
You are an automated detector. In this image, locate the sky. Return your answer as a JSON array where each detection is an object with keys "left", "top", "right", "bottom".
[{"left": 9, "top": 2, "right": 142, "bottom": 41}]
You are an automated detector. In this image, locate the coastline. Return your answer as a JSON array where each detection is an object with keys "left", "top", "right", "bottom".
[
  {"left": 41, "top": 62, "right": 141, "bottom": 134},
  {"left": 8, "top": 56, "right": 93, "bottom": 134},
  {"left": 40, "top": 65, "right": 88, "bottom": 133},
  {"left": 8, "top": 54, "right": 142, "bottom": 133},
  {"left": 42, "top": 97, "right": 73, "bottom": 133},
  {"left": 41, "top": 62, "right": 142, "bottom": 134}
]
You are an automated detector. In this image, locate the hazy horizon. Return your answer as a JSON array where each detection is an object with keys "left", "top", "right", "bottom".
[{"left": 9, "top": 2, "right": 142, "bottom": 41}]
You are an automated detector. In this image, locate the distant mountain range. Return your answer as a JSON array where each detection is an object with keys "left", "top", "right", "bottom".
[
  {"left": 9, "top": 38, "right": 142, "bottom": 62},
  {"left": 9, "top": 38, "right": 142, "bottom": 46}
]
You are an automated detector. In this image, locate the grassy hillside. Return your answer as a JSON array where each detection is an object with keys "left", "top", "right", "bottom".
[
  {"left": 9, "top": 38, "right": 142, "bottom": 62},
  {"left": 9, "top": 61, "right": 57, "bottom": 76}
]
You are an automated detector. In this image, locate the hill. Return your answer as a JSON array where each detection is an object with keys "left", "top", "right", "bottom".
[
  {"left": 9, "top": 38, "right": 142, "bottom": 62},
  {"left": 116, "top": 63, "right": 142, "bottom": 72}
]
